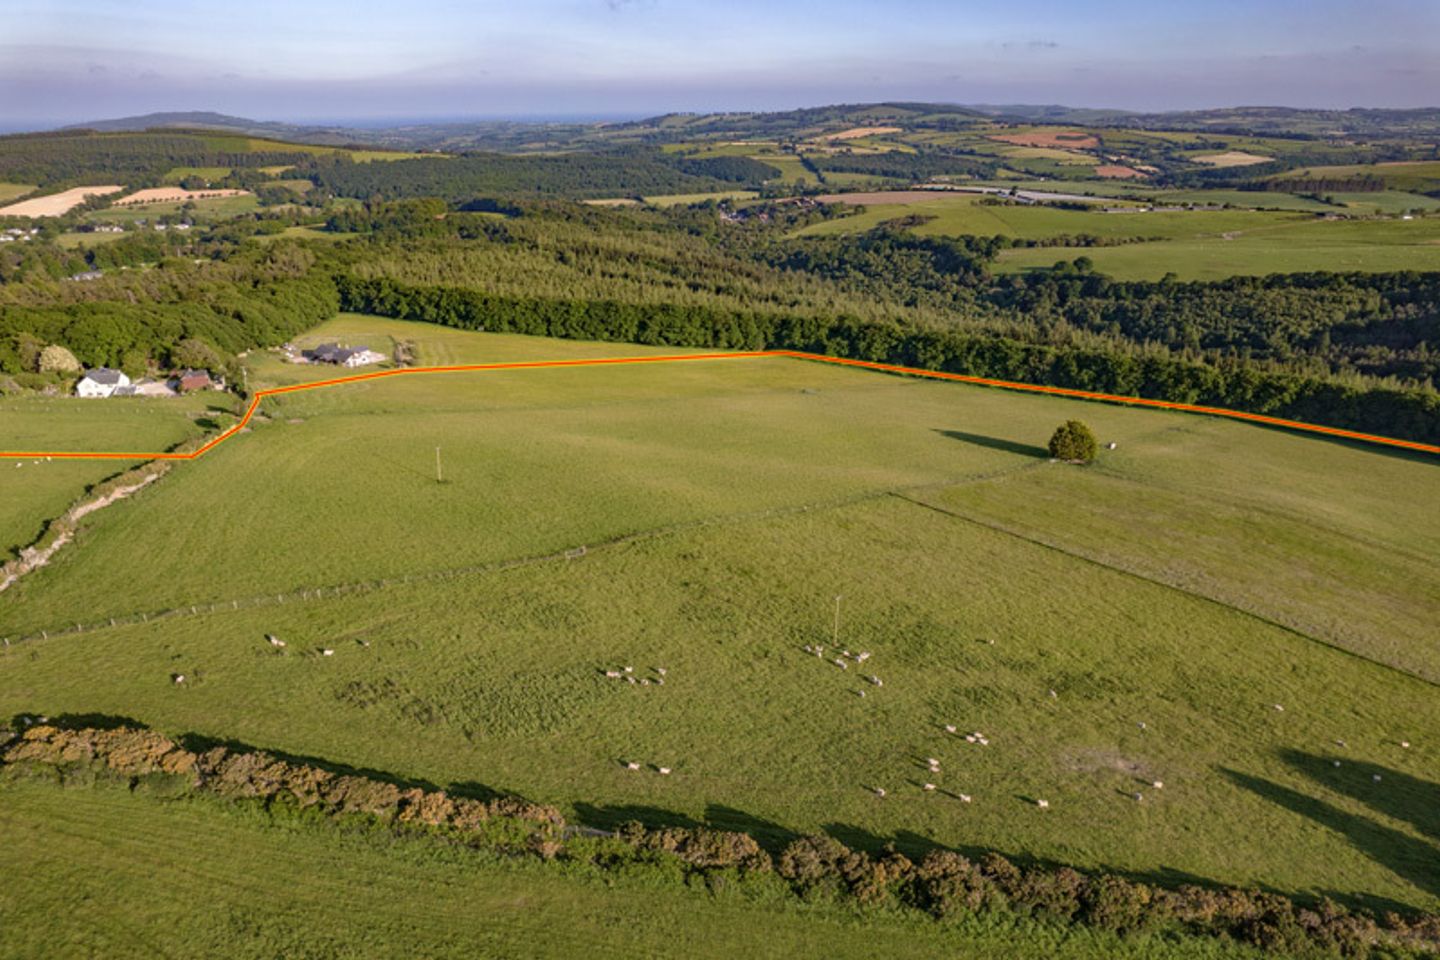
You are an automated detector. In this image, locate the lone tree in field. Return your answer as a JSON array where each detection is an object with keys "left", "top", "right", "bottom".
[{"left": 1048, "top": 420, "right": 1098, "bottom": 463}]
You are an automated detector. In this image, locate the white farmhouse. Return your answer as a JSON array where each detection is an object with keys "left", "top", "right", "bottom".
[{"left": 75, "top": 368, "right": 130, "bottom": 398}]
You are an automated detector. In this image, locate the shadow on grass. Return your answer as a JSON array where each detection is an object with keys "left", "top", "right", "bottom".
[
  {"left": 1223, "top": 766, "right": 1440, "bottom": 902},
  {"left": 934, "top": 429, "right": 1049, "bottom": 459}
]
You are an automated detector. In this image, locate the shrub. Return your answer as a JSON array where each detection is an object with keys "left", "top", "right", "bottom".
[
  {"left": 38, "top": 344, "right": 81, "bottom": 374},
  {"left": 1048, "top": 419, "right": 1098, "bottom": 462}
]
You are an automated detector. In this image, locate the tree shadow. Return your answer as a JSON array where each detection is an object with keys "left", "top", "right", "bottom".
[
  {"left": 16, "top": 712, "right": 149, "bottom": 731},
  {"left": 934, "top": 429, "right": 1048, "bottom": 459},
  {"left": 571, "top": 801, "right": 703, "bottom": 833},
  {"left": 1279, "top": 749, "right": 1440, "bottom": 844},
  {"left": 703, "top": 804, "right": 801, "bottom": 852},
  {"left": 1223, "top": 767, "right": 1440, "bottom": 901}
]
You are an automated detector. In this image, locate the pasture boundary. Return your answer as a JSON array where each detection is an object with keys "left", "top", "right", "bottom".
[{"left": 2, "top": 349, "right": 1437, "bottom": 460}]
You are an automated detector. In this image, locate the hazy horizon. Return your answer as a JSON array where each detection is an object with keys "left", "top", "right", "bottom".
[{"left": 3, "top": 0, "right": 1438, "bottom": 128}]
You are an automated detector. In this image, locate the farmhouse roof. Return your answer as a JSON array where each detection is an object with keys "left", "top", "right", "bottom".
[{"left": 82, "top": 368, "right": 126, "bottom": 385}]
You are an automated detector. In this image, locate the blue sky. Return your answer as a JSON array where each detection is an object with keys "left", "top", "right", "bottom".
[{"left": 1, "top": 0, "right": 1436, "bottom": 127}]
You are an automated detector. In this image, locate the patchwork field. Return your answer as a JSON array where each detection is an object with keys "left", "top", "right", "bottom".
[
  {"left": 114, "top": 187, "right": 251, "bottom": 206},
  {"left": 3, "top": 315, "right": 1436, "bottom": 930}
]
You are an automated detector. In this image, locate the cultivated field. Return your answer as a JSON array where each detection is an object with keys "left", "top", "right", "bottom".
[
  {"left": 1190, "top": 151, "right": 1273, "bottom": 167},
  {"left": 3, "top": 315, "right": 1436, "bottom": 924},
  {"left": 0, "top": 185, "right": 124, "bottom": 217},
  {"left": 990, "top": 130, "right": 1100, "bottom": 150},
  {"left": 114, "top": 187, "right": 252, "bottom": 206}
]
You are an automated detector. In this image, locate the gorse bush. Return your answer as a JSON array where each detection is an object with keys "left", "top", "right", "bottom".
[{"left": 1048, "top": 420, "right": 1099, "bottom": 461}]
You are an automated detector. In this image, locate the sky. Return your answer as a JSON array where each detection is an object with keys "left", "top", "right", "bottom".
[{"left": 2, "top": 0, "right": 1437, "bottom": 128}]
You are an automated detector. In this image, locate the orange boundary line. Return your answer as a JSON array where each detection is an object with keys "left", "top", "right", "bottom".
[{"left": 2, "top": 349, "right": 1436, "bottom": 460}]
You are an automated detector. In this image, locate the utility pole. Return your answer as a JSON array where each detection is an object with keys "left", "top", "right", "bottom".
[{"left": 435, "top": 446, "right": 443, "bottom": 484}]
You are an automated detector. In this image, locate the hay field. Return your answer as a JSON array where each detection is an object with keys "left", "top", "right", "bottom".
[
  {"left": 0, "top": 185, "right": 124, "bottom": 218},
  {"left": 2, "top": 316, "right": 1436, "bottom": 918},
  {"left": 990, "top": 130, "right": 1099, "bottom": 150},
  {"left": 1189, "top": 151, "right": 1273, "bottom": 167},
  {"left": 114, "top": 187, "right": 251, "bottom": 206}
]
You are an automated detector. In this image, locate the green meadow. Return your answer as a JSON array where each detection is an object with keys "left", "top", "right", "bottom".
[{"left": 3, "top": 316, "right": 1436, "bottom": 932}]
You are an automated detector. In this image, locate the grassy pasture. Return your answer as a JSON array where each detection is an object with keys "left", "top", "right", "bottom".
[
  {"left": 84, "top": 194, "right": 261, "bottom": 224},
  {"left": 645, "top": 190, "right": 760, "bottom": 207},
  {"left": 161, "top": 166, "right": 231, "bottom": 184},
  {"left": 0, "top": 182, "right": 35, "bottom": 203},
  {"left": 0, "top": 393, "right": 215, "bottom": 561},
  {"left": 754, "top": 154, "right": 820, "bottom": 185},
  {"left": 0, "top": 780, "right": 1265, "bottom": 960},
  {"left": 998, "top": 214, "right": 1440, "bottom": 280},
  {"left": 797, "top": 195, "right": 1308, "bottom": 242},
  {"left": 2, "top": 316, "right": 1436, "bottom": 920}
]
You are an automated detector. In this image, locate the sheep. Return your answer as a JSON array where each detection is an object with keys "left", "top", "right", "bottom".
[
  {"left": 1137, "top": 721, "right": 1147, "bottom": 730},
  {"left": 1133, "top": 792, "right": 1144, "bottom": 802},
  {"left": 1273, "top": 703, "right": 1285, "bottom": 712},
  {"left": 1335, "top": 739, "right": 1347, "bottom": 747},
  {"left": 656, "top": 667, "right": 667, "bottom": 677},
  {"left": 833, "top": 658, "right": 848, "bottom": 670},
  {"left": 944, "top": 724, "right": 957, "bottom": 734},
  {"left": 604, "top": 670, "right": 622, "bottom": 678},
  {"left": 1036, "top": 799, "right": 1049, "bottom": 809},
  {"left": 266, "top": 634, "right": 285, "bottom": 648},
  {"left": 626, "top": 676, "right": 637, "bottom": 685},
  {"left": 1333, "top": 760, "right": 1342, "bottom": 768},
  {"left": 1106, "top": 442, "right": 1118, "bottom": 450},
  {"left": 655, "top": 677, "right": 665, "bottom": 686},
  {"left": 172, "top": 674, "right": 186, "bottom": 684},
  {"left": 658, "top": 767, "right": 671, "bottom": 775},
  {"left": 321, "top": 648, "right": 334, "bottom": 657},
  {"left": 856, "top": 690, "right": 866, "bottom": 698},
  {"left": 926, "top": 757, "right": 940, "bottom": 767},
  {"left": 856, "top": 651, "right": 871, "bottom": 663},
  {"left": 923, "top": 782, "right": 936, "bottom": 791},
  {"left": 626, "top": 761, "right": 641, "bottom": 770},
  {"left": 1372, "top": 774, "right": 1382, "bottom": 783},
  {"left": 640, "top": 678, "right": 651, "bottom": 686},
  {"left": 964, "top": 735, "right": 977, "bottom": 743},
  {"left": 1151, "top": 780, "right": 1164, "bottom": 789},
  {"left": 1048, "top": 689, "right": 1058, "bottom": 699},
  {"left": 624, "top": 666, "right": 633, "bottom": 673},
  {"left": 958, "top": 793, "right": 972, "bottom": 803},
  {"left": 1401, "top": 740, "right": 1411, "bottom": 748},
  {"left": 874, "top": 787, "right": 886, "bottom": 798},
  {"left": 867, "top": 675, "right": 883, "bottom": 686}
]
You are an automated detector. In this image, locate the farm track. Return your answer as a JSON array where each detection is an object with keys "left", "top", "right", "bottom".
[
  {"left": 2, "top": 350, "right": 1437, "bottom": 460},
  {"left": 892, "top": 492, "right": 1440, "bottom": 691}
]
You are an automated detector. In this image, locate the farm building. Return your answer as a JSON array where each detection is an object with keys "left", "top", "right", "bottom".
[
  {"left": 75, "top": 368, "right": 130, "bottom": 398},
  {"left": 305, "top": 343, "right": 386, "bottom": 367},
  {"left": 174, "top": 369, "right": 213, "bottom": 393}
]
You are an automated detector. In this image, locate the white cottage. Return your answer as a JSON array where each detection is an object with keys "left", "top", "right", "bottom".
[{"left": 75, "top": 368, "right": 130, "bottom": 398}]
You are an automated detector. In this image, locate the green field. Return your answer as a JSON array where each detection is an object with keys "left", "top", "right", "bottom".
[
  {"left": 645, "top": 190, "right": 760, "bottom": 207},
  {"left": 797, "top": 194, "right": 1310, "bottom": 242},
  {"left": 84, "top": 194, "right": 261, "bottom": 224},
  {"left": 0, "top": 778, "right": 1270, "bottom": 960},
  {"left": 3, "top": 315, "right": 1437, "bottom": 935},
  {"left": 0, "top": 393, "right": 215, "bottom": 562},
  {"left": 0, "top": 182, "right": 36, "bottom": 203},
  {"left": 161, "top": 165, "right": 231, "bottom": 184},
  {"left": 998, "top": 214, "right": 1440, "bottom": 280}
]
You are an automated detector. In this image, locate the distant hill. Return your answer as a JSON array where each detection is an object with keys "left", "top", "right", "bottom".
[{"left": 59, "top": 102, "right": 1440, "bottom": 153}]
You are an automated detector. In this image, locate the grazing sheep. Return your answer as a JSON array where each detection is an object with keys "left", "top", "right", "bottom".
[
  {"left": 926, "top": 757, "right": 940, "bottom": 767},
  {"left": 856, "top": 690, "right": 866, "bottom": 698},
  {"left": 626, "top": 676, "right": 637, "bottom": 685},
  {"left": 604, "top": 670, "right": 622, "bottom": 678},
  {"left": 321, "top": 648, "right": 334, "bottom": 657},
  {"left": 856, "top": 652, "right": 871, "bottom": 663},
  {"left": 1401, "top": 741, "right": 1411, "bottom": 748},
  {"left": 1106, "top": 442, "right": 1118, "bottom": 450},
  {"left": 624, "top": 666, "right": 633, "bottom": 673},
  {"left": 1373, "top": 774, "right": 1382, "bottom": 782},
  {"left": 1133, "top": 792, "right": 1144, "bottom": 802},
  {"left": 1151, "top": 780, "right": 1164, "bottom": 789},
  {"left": 657, "top": 667, "right": 667, "bottom": 676},
  {"left": 958, "top": 793, "right": 972, "bottom": 803},
  {"left": 172, "top": 674, "right": 185, "bottom": 684},
  {"left": 1273, "top": 703, "right": 1285, "bottom": 712},
  {"left": 266, "top": 634, "right": 285, "bottom": 648},
  {"left": 867, "top": 675, "right": 882, "bottom": 686},
  {"left": 965, "top": 735, "right": 977, "bottom": 743},
  {"left": 655, "top": 677, "right": 665, "bottom": 686},
  {"left": 658, "top": 767, "right": 671, "bottom": 775},
  {"left": 923, "top": 783, "right": 936, "bottom": 791},
  {"left": 1048, "top": 689, "right": 1058, "bottom": 699},
  {"left": 626, "top": 762, "right": 641, "bottom": 770},
  {"left": 1333, "top": 760, "right": 1342, "bottom": 768},
  {"left": 640, "top": 679, "right": 651, "bottom": 686},
  {"left": 874, "top": 787, "right": 886, "bottom": 798},
  {"left": 1335, "top": 739, "right": 1347, "bottom": 747},
  {"left": 1137, "top": 721, "right": 1147, "bottom": 730},
  {"left": 1036, "top": 799, "right": 1049, "bottom": 809},
  {"left": 833, "top": 658, "right": 848, "bottom": 670},
  {"left": 944, "top": 724, "right": 957, "bottom": 734}
]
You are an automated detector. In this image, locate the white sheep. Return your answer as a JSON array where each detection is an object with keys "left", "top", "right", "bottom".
[
  {"left": 604, "top": 670, "right": 622, "bottom": 678},
  {"left": 833, "top": 658, "right": 848, "bottom": 670},
  {"left": 624, "top": 666, "right": 633, "bottom": 673},
  {"left": 1333, "top": 760, "right": 1342, "bottom": 767},
  {"left": 1401, "top": 740, "right": 1411, "bottom": 748},
  {"left": 1273, "top": 703, "right": 1285, "bottom": 712},
  {"left": 1133, "top": 792, "right": 1144, "bottom": 802},
  {"left": 173, "top": 674, "right": 186, "bottom": 684},
  {"left": 626, "top": 761, "right": 640, "bottom": 770},
  {"left": 1151, "top": 780, "right": 1164, "bottom": 789},
  {"left": 944, "top": 724, "right": 957, "bottom": 734},
  {"left": 658, "top": 767, "right": 671, "bottom": 775},
  {"left": 958, "top": 793, "right": 972, "bottom": 803},
  {"left": 656, "top": 667, "right": 667, "bottom": 676},
  {"left": 266, "top": 634, "right": 285, "bottom": 647},
  {"left": 874, "top": 787, "right": 886, "bottom": 798},
  {"left": 1137, "top": 721, "right": 1147, "bottom": 730},
  {"left": 1372, "top": 774, "right": 1382, "bottom": 783},
  {"left": 926, "top": 757, "right": 940, "bottom": 767},
  {"left": 923, "top": 783, "right": 936, "bottom": 791},
  {"left": 1036, "top": 799, "right": 1049, "bottom": 809},
  {"left": 321, "top": 648, "right": 334, "bottom": 657},
  {"left": 867, "top": 675, "right": 883, "bottom": 686}
]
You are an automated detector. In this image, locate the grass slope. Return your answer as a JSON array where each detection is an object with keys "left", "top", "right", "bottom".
[{"left": 2, "top": 317, "right": 1436, "bottom": 923}]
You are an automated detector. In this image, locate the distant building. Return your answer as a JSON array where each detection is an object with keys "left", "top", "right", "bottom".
[
  {"left": 76, "top": 368, "right": 130, "bottom": 398},
  {"left": 304, "top": 343, "right": 385, "bottom": 368},
  {"left": 174, "top": 369, "right": 213, "bottom": 393},
  {"left": 65, "top": 270, "right": 104, "bottom": 282}
]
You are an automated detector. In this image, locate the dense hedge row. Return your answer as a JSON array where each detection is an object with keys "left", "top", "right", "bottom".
[
  {"left": 337, "top": 276, "right": 1440, "bottom": 446},
  {"left": 5, "top": 722, "right": 1438, "bottom": 958}
]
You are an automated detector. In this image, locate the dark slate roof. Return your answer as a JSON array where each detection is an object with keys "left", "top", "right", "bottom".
[{"left": 83, "top": 368, "right": 125, "bottom": 385}]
